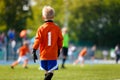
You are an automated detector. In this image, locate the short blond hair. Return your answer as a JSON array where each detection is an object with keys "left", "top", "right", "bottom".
[
  {"left": 42, "top": 6, "right": 55, "bottom": 20},
  {"left": 23, "top": 40, "right": 29, "bottom": 45},
  {"left": 62, "top": 27, "right": 68, "bottom": 32}
]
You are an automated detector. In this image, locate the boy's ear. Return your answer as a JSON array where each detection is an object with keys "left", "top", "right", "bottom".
[{"left": 42, "top": 16, "right": 45, "bottom": 20}]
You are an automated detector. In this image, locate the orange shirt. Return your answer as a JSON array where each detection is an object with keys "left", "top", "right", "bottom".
[
  {"left": 33, "top": 21, "right": 63, "bottom": 60},
  {"left": 19, "top": 45, "right": 29, "bottom": 57},
  {"left": 79, "top": 47, "right": 87, "bottom": 57}
]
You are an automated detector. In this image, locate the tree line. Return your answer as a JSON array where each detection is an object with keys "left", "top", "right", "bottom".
[{"left": 0, "top": 0, "right": 120, "bottom": 47}]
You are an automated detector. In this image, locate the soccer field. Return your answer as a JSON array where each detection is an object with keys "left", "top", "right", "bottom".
[{"left": 0, "top": 64, "right": 120, "bottom": 80}]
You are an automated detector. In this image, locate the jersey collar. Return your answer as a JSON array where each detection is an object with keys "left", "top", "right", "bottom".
[{"left": 45, "top": 20, "right": 53, "bottom": 23}]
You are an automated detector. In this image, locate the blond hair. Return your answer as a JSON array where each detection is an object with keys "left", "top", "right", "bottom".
[
  {"left": 62, "top": 27, "right": 68, "bottom": 34},
  {"left": 23, "top": 40, "right": 29, "bottom": 45},
  {"left": 42, "top": 6, "right": 55, "bottom": 20}
]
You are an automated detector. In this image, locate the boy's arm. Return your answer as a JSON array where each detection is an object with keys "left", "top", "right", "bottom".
[
  {"left": 58, "top": 49, "right": 60, "bottom": 57},
  {"left": 33, "top": 28, "right": 41, "bottom": 50},
  {"left": 32, "top": 28, "right": 41, "bottom": 63},
  {"left": 58, "top": 29, "right": 63, "bottom": 49},
  {"left": 58, "top": 28, "right": 63, "bottom": 57}
]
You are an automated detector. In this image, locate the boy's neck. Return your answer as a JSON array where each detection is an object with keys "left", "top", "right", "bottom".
[{"left": 45, "top": 20, "right": 53, "bottom": 22}]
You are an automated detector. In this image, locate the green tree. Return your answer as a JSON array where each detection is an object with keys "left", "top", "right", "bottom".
[
  {"left": 0, "top": 0, "right": 33, "bottom": 34},
  {"left": 68, "top": 0, "right": 120, "bottom": 47}
]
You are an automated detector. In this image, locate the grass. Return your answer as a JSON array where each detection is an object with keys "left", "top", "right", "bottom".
[{"left": 0, "top": 64, "right": 120, "bottom": 80}]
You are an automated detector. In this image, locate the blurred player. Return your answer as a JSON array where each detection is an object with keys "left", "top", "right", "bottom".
[
  {"left": 115, "top": 44, "right": 120, "bottom": 64},
  {"left": 73, "top": 47, "right": 87, "bottom": 67},
  {"left": 61, "top": 27, "right": 69, "bottom": 68},
  {"left": 32, "top": 6, "right": 63, "bottom": 80},
  {"left": 90, "top": 45, "right": 96, "bottom": 60},
  {"left": 89, "top": 45, "right": 96, "bottom": 64},
  {"left": 11, "top": 40, "right": 30, "bottom": 69}
]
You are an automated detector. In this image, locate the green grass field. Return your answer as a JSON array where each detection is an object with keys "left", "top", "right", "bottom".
[{"left": 0, "top": 64, "right": 120, "bottom": 80}]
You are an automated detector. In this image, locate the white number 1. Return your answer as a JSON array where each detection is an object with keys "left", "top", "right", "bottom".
[{"left": 48, "top": 32, "right": 51, "bottom": 46}]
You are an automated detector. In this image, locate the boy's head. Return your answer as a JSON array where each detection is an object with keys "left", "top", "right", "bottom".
[
  {"left": 23, "top": 40, "right": 29, "bottom": 46},
  {"left": 42, "top": 6, "right": 55, "bottom": 20},
  {"left": 62, "top": 27, "right": 68, "bottom": 34}
]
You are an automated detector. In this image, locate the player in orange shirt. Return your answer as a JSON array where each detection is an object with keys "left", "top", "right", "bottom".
[
  {"left": 11, "top": 40, "right": 30, "bottom": 69},
  {"left": 73, "top": 47, "right": 87, "bottom": 67},
  {"left": 32, "top": 6, "right": 63, "bottom": 80}
]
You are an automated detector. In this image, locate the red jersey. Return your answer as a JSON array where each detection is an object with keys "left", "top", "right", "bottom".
[
  {"left": 19, "top": 45, "right": 29, "bottom": 57},
  {"left": 79, "top": 47, "right": 87, "bottom": 57},
  {"left": 33, "top": 21, "right": 63, "bottom": 60}
]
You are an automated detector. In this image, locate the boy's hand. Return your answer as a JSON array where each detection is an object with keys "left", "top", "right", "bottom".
[{"left": 32, "top": 49, "right": 38, "bottom": 63}]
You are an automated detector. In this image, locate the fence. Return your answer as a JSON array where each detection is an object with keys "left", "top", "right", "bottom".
[{"left": 0, "top": 42, "right": 116, "bottom": 62}]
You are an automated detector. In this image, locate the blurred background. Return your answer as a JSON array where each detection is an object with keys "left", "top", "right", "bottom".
[{"left": 0, "top": 0, "right": 120, "bottom": 63}]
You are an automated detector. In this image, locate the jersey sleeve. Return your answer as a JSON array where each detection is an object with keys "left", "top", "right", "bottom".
[{"left": 33, "top": 27, "right": 42, "bottom": 50}]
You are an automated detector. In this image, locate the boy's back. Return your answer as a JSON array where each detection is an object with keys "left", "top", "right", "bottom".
[{"left": 33, "top": 21, "right": 63, "bottom": 60}]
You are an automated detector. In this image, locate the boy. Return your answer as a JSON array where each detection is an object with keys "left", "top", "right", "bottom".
[
  {"left": 32, "top": 6, "right": 63, "bottom": 80},
  {"left": 11, "top": 40, "right": 30, "bottom": 69},
  {"left": 73, "top": 47, "right": 87, "bottom": 67}
]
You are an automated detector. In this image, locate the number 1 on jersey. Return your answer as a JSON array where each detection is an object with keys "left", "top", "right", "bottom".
[{"left": 48, "top": 32, "right": 51, "bottom": 46}]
